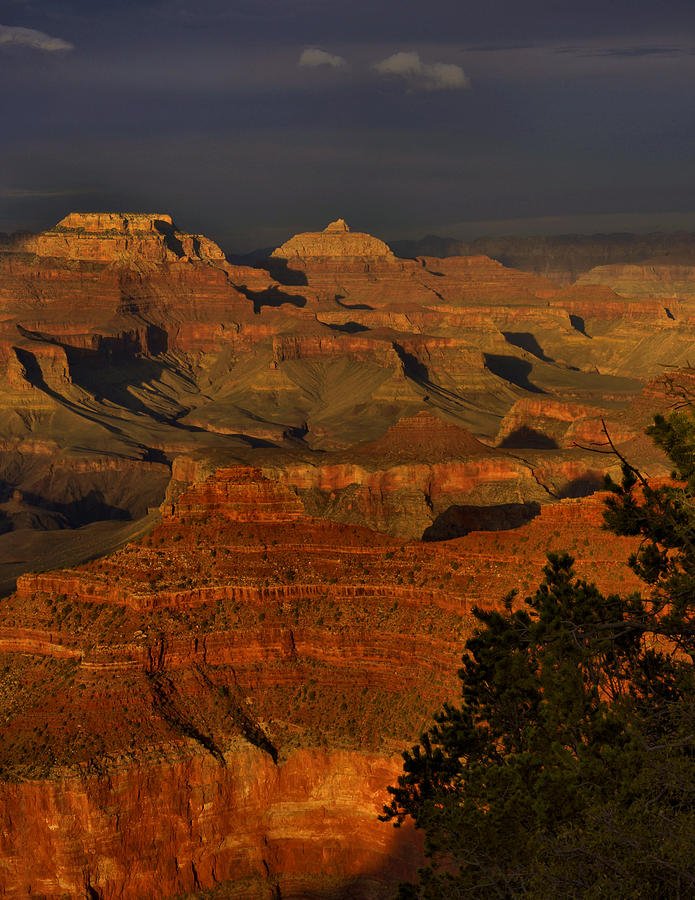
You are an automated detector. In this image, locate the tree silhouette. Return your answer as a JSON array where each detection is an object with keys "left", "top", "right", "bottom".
[{"left": 383, "top": 406, "right": 695, "bottom": 898}]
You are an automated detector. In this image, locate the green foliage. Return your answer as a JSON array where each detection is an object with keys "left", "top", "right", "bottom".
[
  {"left": 384, "top": 409, "right": 695, "bottom": 898},
  {"left": 648, "top": 411, "right": 695, "bottom": 487}
]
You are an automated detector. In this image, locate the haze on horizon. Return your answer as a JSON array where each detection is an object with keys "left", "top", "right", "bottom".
[{"left": 0, "top": 0, "right": 694, "bottom": 252}]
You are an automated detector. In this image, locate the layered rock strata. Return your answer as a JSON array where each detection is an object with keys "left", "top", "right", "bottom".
[
  {"left": 0, "top": 211, "right": 684, "bottom": 586},
  {"left": 271, "top": 218, "right": 396, "bottom": 261},
  {"left": 0, "top": 466, "right": 643, "bottom": 899},
  {"left": 577, "top": 262, "right": 695, "bottom": 301},
  {"left": 16, "top": 212, "right": 228, "bottom": 264},
  {"left": 392, "top": 232, "right": 695, "bottom": 285}
]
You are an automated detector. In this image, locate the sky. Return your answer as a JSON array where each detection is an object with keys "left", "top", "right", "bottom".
[{"left": 1, "top": 0, "right": 694, "bottom": 251}]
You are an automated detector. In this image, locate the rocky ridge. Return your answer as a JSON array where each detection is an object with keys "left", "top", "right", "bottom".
[
  {"left": 392, "top": 231, "right": 695, "bottom": 285},
  {"left": 0, "top": 212, "right": 691, "bottom": 898},
  {"left": 0, "top": 213, "right": 685, "bottom": 591},
  {"left": 0, "top": 465, "right": 643, "bottom": 899},
  {"left": 577, "top": 262, "right": 695, "bottom": 301}
]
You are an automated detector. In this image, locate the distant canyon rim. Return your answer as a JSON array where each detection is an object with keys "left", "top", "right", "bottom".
[{"left": 0, "top": 211, "right": 693, "bottom": 898}]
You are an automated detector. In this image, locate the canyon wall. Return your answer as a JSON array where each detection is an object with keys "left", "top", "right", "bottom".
[
  {"left": 392, "top": 232, "right": 695, "bottom": 285},
  {"left": 0, "top": 211, "right": 683, "bottom": 593},
  {"left": 0, "top": 465, "right": 643, "bottom": 899}
]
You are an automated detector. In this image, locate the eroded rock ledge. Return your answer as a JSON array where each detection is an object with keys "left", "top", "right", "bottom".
[
  {"left": 14, "top": 211, "right": 228, "bottom": 264},
  {"left": 0, "top": 466, "right": 642, "bottom": 899}
]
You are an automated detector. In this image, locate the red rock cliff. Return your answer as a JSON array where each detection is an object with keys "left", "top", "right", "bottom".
[{"left": 0, "top": 464, "right": 646, "bottom": 898}]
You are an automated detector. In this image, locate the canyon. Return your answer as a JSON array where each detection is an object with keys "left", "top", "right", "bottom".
[
  {"left": 0, "top": 466, "right": 643, "bottom": 899},
  {"left": 0, "top": 212, "right": 691, "bottom": 898},
  {"left": 0, "top": 213, "right": 686, "bottom": 587},
  {"left": 392, "top": 231, "right": 695, "bottom": 287}
]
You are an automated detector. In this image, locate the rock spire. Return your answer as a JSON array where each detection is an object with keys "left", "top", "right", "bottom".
[{"left": 324, "top": 218, "right": 350, "bottom": 233}]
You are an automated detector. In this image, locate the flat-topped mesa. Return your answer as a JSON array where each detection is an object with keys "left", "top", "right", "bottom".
[
  {"left": 162, "top": 465, "right": 306, "bottom": 523},
  {"left": 270, "top": 219, "right": 396, "bottom": 262},
  {"left": 13, "top": 212, "right": 228, "bottom": 265},
  {"left": 58, "top": 212, "right": 175, "bottom": 232}
]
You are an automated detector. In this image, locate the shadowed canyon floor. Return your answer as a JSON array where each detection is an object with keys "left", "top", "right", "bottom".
[
  {"left": 0, "top": 214, "right": 691, "bottom": 898},
  {"left": 0, "top": 214, "right": 688, "bottom": 589}
]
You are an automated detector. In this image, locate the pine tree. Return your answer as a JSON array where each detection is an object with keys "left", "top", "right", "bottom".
[{"left": 383, "top": 409, "right": 695, "bottom": 898}]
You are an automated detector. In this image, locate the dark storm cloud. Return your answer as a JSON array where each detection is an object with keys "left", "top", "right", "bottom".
[
  {"left": 0, "top": 0, "right": 694, "bottom": 246},
  {"left": 6, "top": 0, "right": 695, "bottom": 48},
  {"left": 181, "top": 0, "right": 695, "bottom": 46},
  {"left": 591, "top": 46, "right": 695, "bottom": 58}
]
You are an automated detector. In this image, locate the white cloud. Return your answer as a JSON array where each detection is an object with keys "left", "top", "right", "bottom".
[
  {"left": 299, "top": 48, "right": 346, "bottom": 69},
  {"left": 374, "top": 51, "right": 470, "bottom": 91},
  {"left": 0, "top": 25, "right": 74, "bottom": 52}
]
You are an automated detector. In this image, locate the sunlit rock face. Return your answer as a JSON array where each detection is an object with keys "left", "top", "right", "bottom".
[
  {"left": 271, "top": 218, "right": 396, "bottom": 260},
  {"left": 577, "top": 262, "right": 695, "bottom": 301},
  {"left": 15, "top": 212, "right": 228, "bottom": 264},
  {"left": 0, "top": 211, "right": 685, "bottom": 599},
  {"left": 0, "top": 212, "right": 690, "bottom": 898},
  {"left": 0, "top": 462, "right": 645, "bottom": 899}
]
